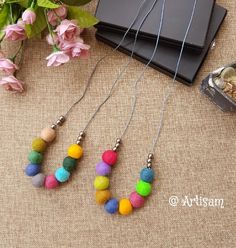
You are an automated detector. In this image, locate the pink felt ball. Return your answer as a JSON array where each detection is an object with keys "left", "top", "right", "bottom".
[
  {"left": 129, "top": 191, "right": 145, "bottom": 208},
  {"left": 102, "top": 150, "right": 118, "bottom": 166},
  {"left": 45, "top": 174, "right": 59, "bottom": 189}
]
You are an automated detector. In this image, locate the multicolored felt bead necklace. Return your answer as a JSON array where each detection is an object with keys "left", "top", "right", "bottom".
[
  {"left": 93, "top": 0, "right": 197, "bottom": 215},
  {"left": 25, "top": 120, "right": 85, "bottom": 189},
  {"left": 24, "top": 0, "right": 152, "bottom": 189}
]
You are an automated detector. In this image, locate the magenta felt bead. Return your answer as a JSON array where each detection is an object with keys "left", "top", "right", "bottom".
[
  {"left": 96, "top": 161, "right": 112, "bottom": 176},
  {"left": 102, "top": 150, "right": 117, "bottom": 166},
  {"left": 129, "top": 191, "right": 145, "bottom": 208},
  {"left": 44, "top": 174, "right": 59, "bottom": 189}
]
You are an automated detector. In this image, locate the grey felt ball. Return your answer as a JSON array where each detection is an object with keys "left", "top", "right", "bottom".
[{"left": 32, "top": 173, "right": 45, "bottom": 188}]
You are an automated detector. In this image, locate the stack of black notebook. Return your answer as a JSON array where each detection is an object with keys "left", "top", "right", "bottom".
[{"left": 95, "top": 0, "right": 227, "bottom": 85}]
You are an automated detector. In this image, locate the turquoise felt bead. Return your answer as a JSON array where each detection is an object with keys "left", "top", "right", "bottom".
[
  {"left": 55, "top": 167, "right": 70, "bottom": 183},
  {"left": 28, "top": 151, "right": 43, "bottom": 164},
  {"left": 140, "top": 168, "right": 154, "bottom": 183}
]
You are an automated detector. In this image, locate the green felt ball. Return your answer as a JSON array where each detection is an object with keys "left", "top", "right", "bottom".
[
  {"left": 28, "top": 151, "right": 43, "bottom": 164},
  {"left": 136, "top": 180, "right": 152, "bottom": 197},
  {"left": 63, "top": 156, "right": 77, "bottom": 172}
]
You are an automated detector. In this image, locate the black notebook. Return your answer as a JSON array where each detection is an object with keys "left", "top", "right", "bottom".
[
  {"left": 95, "top": 4, "right": 227, "bottom": 85},
  {"left": 95, "top": 0, "right": 215, "bottom": 52}
]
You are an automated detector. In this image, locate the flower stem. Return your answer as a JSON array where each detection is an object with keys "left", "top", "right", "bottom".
[
  {"left": 44, "top": 8, "right": 57, "bottom": 47},
  {"left": 0, "top": 33, "right": 6, "bottom": 43},
  {"left": 11, "top": 41, "right": 24, "bottom": 62},
  {"left": 30, "top": 0, "right": 36, "bottom": 9},
  {"left": 9, "top": 4, "right": 14, "bottom": 24}
]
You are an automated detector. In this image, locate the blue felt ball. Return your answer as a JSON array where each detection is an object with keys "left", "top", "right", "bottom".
[
  {"left": 55, "top": 167, "right": 70, "bottom": 183},
  {"left": 25, "top": 163, "right": 41, "bottom": 177},
  {"left": 104, "top": 198, "right": 118, "bottom": 214},
  {"left": 140, "top": 168, "right": 154, "bottom": 183}
]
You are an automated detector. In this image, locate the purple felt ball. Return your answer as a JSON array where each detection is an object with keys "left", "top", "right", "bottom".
[{"left": 96, "top": 161, "right": 111, "bottom": 176}]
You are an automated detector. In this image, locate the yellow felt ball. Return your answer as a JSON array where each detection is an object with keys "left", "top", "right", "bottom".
[
  {"left": 94, "top": 176, "right": 109, "bottom": 190},
  {"left": 68, "top": 144, "right": 83, "bottom": 159},
  {"left": 32, "top": 138, "right": 47, "bottom": 153},
  {"left": 95, "top": 190, "right": 112, "bottom": 205},
  {"left": 119, "top": 199, "right": 133, "bottom": 215}
]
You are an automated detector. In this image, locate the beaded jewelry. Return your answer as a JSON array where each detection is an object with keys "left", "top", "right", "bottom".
[
  {"left": 24, "top": 0, "right": 156, "bottom": 189},
  {"left": 94, "top": 0, "right": 198, "bottom": 215}
]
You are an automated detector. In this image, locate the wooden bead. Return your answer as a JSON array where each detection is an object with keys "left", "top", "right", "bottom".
[
  {"left": 119, "top": 199, "right": 133, "bottom": 215},
  {"left": 32, "top": 137, "right": 47, "bottom": 153},
  {"left": 40, "top": 127, "right": 56, "bottom": 143},
  {"left": 68, "top": 144, "right": 83, "bottom": 159},
  {"left": 95, "top": 190, "right": 112, "bottom": 205}
]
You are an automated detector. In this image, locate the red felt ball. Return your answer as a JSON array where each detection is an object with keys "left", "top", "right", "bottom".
[{"left": 102, "top": 150, "right": 118, "bottom": 166}]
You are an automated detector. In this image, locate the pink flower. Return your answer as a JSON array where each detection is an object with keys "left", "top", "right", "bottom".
[
  {"left": 60, "top": 40, "right": 90, "bottom": 58},
  {"left": 22, "top": 8, "right": 36, "bottom": 25},
  {"left": 0, "top": 75, "right": 24, "bottom": 92},
  {"left": 46, "top": 33, "right": 59, "bottom": 45},
  {"left": 4, "top": 23, "right": 26, "bottom": 41},
  {"left": 46, "top": 50, "right": 70, "bottom": 67},
  {"left": 47, "top": 6, "right": 68, "bottom": 26},
  {"left": 55, "top": 19, "right": 80, "bottom": 41},
  {"left": 0, "top": 58, "right": 18, "bottom": 75},
  {"left": 0, "top": 51, "right": 5, "bottom": 58}
]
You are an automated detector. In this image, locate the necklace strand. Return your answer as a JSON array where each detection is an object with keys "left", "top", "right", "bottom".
[
  {"left": 82, "top": 0, "right": 160, "bottom": 133},
  {"left": 61, "top": 0, "right": 148, "bottom": 120},
  {"left": 120, "top": 0, "right": 166, "bottom": 140},
  {"left": 150, "top": 0, "right": 197, "bottom": 154}
]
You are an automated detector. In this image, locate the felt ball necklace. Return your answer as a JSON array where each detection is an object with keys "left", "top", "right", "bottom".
[
  {"left": 94, "top": 0, "right": 198, "bottom": 215},
  {"left": 24, "top": 0, "right": 157, "bottom": 189}
]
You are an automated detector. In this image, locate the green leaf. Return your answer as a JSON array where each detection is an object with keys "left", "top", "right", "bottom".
[
  {"left": 67, "top": 6, "right": 99, "bottom": 28},
  {"left": 25, "top": 7, "right": 47, "bottom": 38},
  {"left": 61, "top": 0, "right": 92, "bottom": 6},
  {"left": 37, "top": 0, "right": 60, "bottom": 9},
  {"left": 6, "top": 0, "right": 28, "bottom": 8},
  {"left": 0, "top": 4, "right": 10, "bottom": 32}
]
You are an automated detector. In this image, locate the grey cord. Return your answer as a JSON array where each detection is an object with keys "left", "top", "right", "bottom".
[
  {"left": 82, "top": 0, "right": 160, "bottom": 132},
  {"left": 120, "top": 0, "right": 166, "bottom": 139},
  {"left": 150, "top": 0, "right": 198, "bottom": 154},
  {"left": 63, "top": 0, "right": 148, "bottom": 118}
]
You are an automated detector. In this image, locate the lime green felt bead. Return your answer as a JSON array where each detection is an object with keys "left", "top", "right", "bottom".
[
  {"left": 28, "top": 151, "right": 43, "bottom": 164},
  {"left": 94, "top": 176, "right": 109, "bottom": 190},
  {"left": 63, "top": 156, "right": 77, "bottom": 172},
  {"left": 32, "top": 138, "right": 47, "bottom": 153},
  {"left": 136, "top": 180, "right": 152, "bottom": 197}
]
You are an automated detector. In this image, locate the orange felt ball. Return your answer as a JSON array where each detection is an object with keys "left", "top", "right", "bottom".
[
  {"left": 95, "top": 190, "right": 112, "bottom": 205},
  {"left": 119, "top": 198, "right": 133, "bottom": 215}
]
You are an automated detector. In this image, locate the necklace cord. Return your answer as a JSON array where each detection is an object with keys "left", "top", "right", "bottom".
[
  {"left": 63, "top": 0, "right": 148, "bottom": 119},
  {"left": 82, "top": 0, "right": 160, "bottom": 133},
  {"left": 150, "top": 0, "right": 197, "bottom": 154},
  {"left": 120, "top": 0, "right": 167, "bottom": 139}
]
